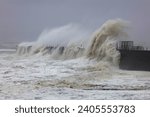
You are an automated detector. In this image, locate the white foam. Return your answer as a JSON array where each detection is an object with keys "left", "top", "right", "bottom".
[{"left": 0, "top": 52, "right": 150, "bottom": 99}]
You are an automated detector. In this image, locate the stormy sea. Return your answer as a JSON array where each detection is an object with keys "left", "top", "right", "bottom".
[{"left": 0, "top": 19, "right": 150, "bottom": 100}]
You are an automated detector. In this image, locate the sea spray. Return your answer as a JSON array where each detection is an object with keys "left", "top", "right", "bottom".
[
  {"left": 16, "top": 19, "right": 129, "bottom": 63},
  {"left": 16, "top": 24, "right": 90, "bottom": 57},
  {"left": 16, "top": 42, "right": 34, "bottom": 55},
  {"left": 2, "top": 20, "right": 150, "bottom": 100},
  {"left": 86, "top": 19, "right": 129, "bottom": 65}
]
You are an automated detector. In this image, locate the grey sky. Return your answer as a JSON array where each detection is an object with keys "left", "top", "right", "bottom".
[{"left": 0, "top": 0, "right": 150, "bottom": 47}]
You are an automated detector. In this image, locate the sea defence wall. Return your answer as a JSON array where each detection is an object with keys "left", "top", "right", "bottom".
[{"left": 119, "top": 50, "right": 150, "bottom": 71}]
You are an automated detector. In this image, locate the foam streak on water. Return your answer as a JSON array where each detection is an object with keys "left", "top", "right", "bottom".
[{"left": 0, "top": 52, "right": 150, "bottom": 99}]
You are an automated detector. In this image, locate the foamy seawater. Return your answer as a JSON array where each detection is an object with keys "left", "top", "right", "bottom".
[
  {"left": 1, "top": 19, "right": 150, "bottom": 99},
  {"left": 0, "top": 51, "right": 150, "bottom": 100}
]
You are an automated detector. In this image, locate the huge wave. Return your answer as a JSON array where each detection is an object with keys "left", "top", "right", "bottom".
[
  {"left": 16, "top": 19, "right": 129, "bottom": 64},
  {"left": 16, "top": 24, "right": 90, "bottom": 58}
]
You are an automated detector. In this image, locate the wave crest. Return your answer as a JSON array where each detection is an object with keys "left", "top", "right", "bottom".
[{"left": 16, "top": 19, "right": 129, "bottom": 64}]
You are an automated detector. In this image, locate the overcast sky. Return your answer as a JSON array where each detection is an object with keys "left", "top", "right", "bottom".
[{"left": 0, "top": 0, "right": 150, "bottom": 47}]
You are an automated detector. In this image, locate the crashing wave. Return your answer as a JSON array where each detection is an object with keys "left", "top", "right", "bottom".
[
  {"left": 86, "top": 19, "right": 128, "bottom": 65},
  {"left": 16, "top": 19, "right": 128, "bottom": 64},
  {"left": 16, "top": 42, "right": 34, "bottom": 55}
]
